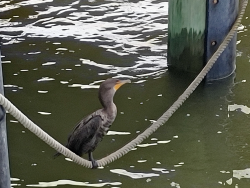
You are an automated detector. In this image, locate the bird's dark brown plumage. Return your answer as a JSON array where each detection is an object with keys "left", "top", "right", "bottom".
[{"left": 54, "top": 78, "right": 131, "bottom": 168}]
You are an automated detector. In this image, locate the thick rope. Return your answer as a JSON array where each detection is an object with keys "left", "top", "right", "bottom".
[
  {"left": 97, "top": 0, "right": 248, "bottom": 167},
  {"left": 0, "top": 97, "right": 92, "bottom": 168},
  {"left": 1, "top": 0, "right": 247, "bottom": 168}
]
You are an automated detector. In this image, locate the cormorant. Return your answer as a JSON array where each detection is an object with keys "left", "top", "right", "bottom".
[{"left": 54, "top": 78, "right": 131, "bottom": 168}]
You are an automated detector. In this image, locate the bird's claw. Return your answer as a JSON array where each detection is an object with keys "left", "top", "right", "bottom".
[{"left": 91, "top": 160, "right": 98, "bottom": 169}]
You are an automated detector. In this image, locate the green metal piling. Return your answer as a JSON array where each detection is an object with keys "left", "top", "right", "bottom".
[{"left": 168, "top": 0, "right": 206, "bottom": 74}]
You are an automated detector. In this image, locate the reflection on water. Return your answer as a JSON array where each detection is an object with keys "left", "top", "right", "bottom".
[
  {"left": 233, "top": 168, "right": 250, "bottom": 180},
  {"left": 228, "top": 104, "right": 250, "bottom": 115},
  {"left": 26, "top": 180, "right": 122, "bottom": 187},
  {"left": 37, "top": 77, "right": 55, "bottom": 82},
  {"left": 0, "top": 0, "right": 168, "bottom": 81},
  {"left": 11, "top": 178, "right": 21, "bottom": 187},
  {"left": 110, "top": 169, "right": 159, "bottom": 179},
  {"left": 107, "top": 130, "right": 130, "bottom": 135},
  {"left": 219, "top": 168, "right": 250, "bottom": 186},
  {"left": 152, "top": 167, "right": 169, "bottom": 174},
  {"left": 37, "top": 111, "right": 51, "bottom": 115}
]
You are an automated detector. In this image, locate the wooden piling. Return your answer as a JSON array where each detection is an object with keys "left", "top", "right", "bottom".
[{"left": 0, "top": 47, "right": 11, "bottom": 188}]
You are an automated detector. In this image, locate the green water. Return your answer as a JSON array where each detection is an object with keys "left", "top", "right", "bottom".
[{"left": 1, "top": 0, "right": 250, "bottom": 187}]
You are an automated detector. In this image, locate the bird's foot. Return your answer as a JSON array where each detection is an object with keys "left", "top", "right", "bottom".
[
  {"left": 91, "top": 160, "right": 98, "bottom": 169},
  {"left": 88, "top": 151, "right": 98, "bottom": 169}
]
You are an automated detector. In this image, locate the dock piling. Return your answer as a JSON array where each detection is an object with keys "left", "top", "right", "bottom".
[
  {"left": 0, "top": 47, "right": 11, "bottom": 188},
  {"left": 168, "top": 0, "right": 239, "bottom": 81}
]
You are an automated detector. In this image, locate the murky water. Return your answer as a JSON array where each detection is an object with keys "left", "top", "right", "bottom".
[{"left": 1, "top": 0, "right": 250, "bottom": 187}]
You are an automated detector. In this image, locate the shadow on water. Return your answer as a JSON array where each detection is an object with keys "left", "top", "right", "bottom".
[{"left": 1, "top": 0, "right": 250, "bottom": 187}]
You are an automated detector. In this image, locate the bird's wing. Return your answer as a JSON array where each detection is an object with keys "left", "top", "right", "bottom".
[{"left": 66, "top": 112, "right": 103, "bottom": 155}]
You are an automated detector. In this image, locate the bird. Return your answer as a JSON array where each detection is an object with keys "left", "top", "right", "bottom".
[{"left": 54, "top": 78, "right": 131, "bottom": 168}]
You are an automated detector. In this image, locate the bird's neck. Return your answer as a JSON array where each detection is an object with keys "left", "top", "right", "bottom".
[
  {"left": 103, "top": 101, "right": 117, "bottom": 114},
  {"left": 99, "top": 90, "right": 117, "bottom": 119}
]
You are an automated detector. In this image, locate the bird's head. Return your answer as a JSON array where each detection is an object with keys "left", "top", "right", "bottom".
[{"left": 98, "top": 78, "right": 131, "bottom": 108}]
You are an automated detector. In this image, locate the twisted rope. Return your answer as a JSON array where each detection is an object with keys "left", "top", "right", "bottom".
[
  {"left": 1, "top": 0, "right": 248, "bottom": 168},
  {"left": 0, "top": 97, "right": 93, "bottom": 168},
  {"left": 97, "top": 0, "right": 248, "bottom": 167}
]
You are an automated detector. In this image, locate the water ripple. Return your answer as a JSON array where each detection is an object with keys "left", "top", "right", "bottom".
[
  {"left": 0, "top": 0, "right": 168, "bottom": 81},
  {"left": 110, "top": 169, "right": 159, "bottom": 179},
  {"left": 26, "top": 179, "right": 122, "bottom": 187}
]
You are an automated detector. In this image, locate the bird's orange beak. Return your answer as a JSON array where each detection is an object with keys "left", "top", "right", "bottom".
[{"left": 114, "top": 79, "right": 131, "bottom": 91}]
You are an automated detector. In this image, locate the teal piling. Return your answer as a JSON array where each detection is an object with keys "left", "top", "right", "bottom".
[
  {"left": 0, "top": 47, "right": 11, "bottom": 188},
  {"left": 168, "top": 0, "right": 206, "bottom": 74}
]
